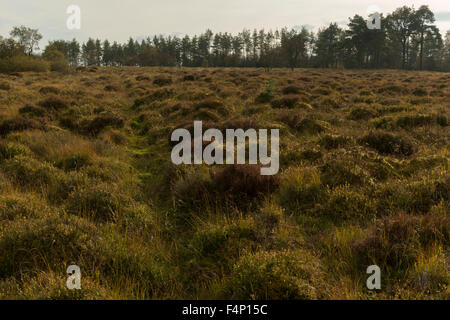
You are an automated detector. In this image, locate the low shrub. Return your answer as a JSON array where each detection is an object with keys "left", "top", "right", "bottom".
[
  {"left": 271, "top": 96, "right": 299, "bottom": 109},
  {"left": 312, "top": 87, "right": 332, "bottom": 95},
  {"left": 0, "top": 82, "right": 11, "bottom": 91},
  {"left": 0, "top": 215, "right": 98, "bottom": 277},
  {"left": 38, "top": 96, "right": 69, "bottom": 110},
  {"left": 104, "top": 85, "right": 119, "bottom": 92},
  {"left": 404, "top": 177, "right": 449, "bottom": 214},
  {"left": 1, "top": 155, "right": 59, "bottom": 189},
  {"left": 133, "top": 88, "right": 174, "bottom": 107},
  {"left": 66, "top": 183, "right": 125, "bottom": 222},
  {"left": 319, "top": 134, "right": 353, "bottom": 150},
  {"left": 172, "top": 170, "right": 213, "bottom": 214},
  {"left": 218, "top": 249, "right": 325, "bottom": 299},
  {"left": 0, "top": 56, "right": 49, "bottom": 73},
  {"left": 0, "top": 117, "right": 41, "bottom": 136},
  {"left": 19, "top": 104, "right": 47, "bottom": 117},
  {"left": 183, "top": 75, "right": 196, "bottom": 81},
  {"left": 395, "top": 114, "right": 436, "bottom": 128},
  {"left": 185, "top": 220, "right": 258, "bottom": 280},
  {"left": 192, "top": 99, "right": 228, "bottom": 116},
  {"left": 278, "top": 167, "right": 326, "bottom": 214},
  {"left": 255, "top": 91, "right": 274, "bottom": 104},
  {"left": 352, "top": 213, "right": 449, "bottom": 271},
  {"left": 43, "top": 48, "right": 70, "bottom": 73},
  {"left": 282, "top": 86, "right": 301, "bottom": 95},
  {"left": 320, "top": 160, "right": 370, "bottom": 187},
  {"left": 153, "top": 77, "right": 172, "bottom": 86},
  {"left": 136, "top": 75, "right": 150, "bottom": 81},
  {"left": 0, "top": 272, "right": 113, "bottom": 300},
  {"left": 55, "top": 153, "right": 91, "bottom": 171},
  {"left": 0, "top": 194, "right": 49, "bottom": 220},
  {"left": 280, "top": 115, "right": 328, "bottom": 134},
  {"left": 0, "top": 142, "right": 31, "bottom": 160},
  {"left": 49, "top": 59, "right": 70, "bottom": 73},
  {"left": 347, "top": 106, "right": 378, "bottom": 120},
  {"left": 80, "top": 113, "right": 124, "bottom": 136},
  {"left": 211, "top": 164, "right": 280, "bottom": 206},
  {"left": 412, "top": 88, "right": 428, "bottom": 96},
  {"left": 378, "top": 85, "right": 407, "bottom": 95},
  {"left": 359, "top": 131, "right": 414, "bottom": 156},
  {"left": 295, "top": 119, "right": 328, "bottom": 134},
  {"left": 317, "top": 185, "right": 376, "bottom": 221}
]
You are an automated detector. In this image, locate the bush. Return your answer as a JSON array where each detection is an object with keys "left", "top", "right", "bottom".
[
  {"left": 46, "top": 171, "right": 89, "bottom": 204},
  {"left": 347, "top": 106, "right": 378, "bottom": 120},
  {"left": 0, "top": 272, "right": 113, "bottom": 300},
  {"left": 183, "top": 75, "right": 195, "bottom": 81},
  {"left": 1, "top": 156, "right": 59, "bottom": 189},
  {"left": 136, "top": 75, "right": 150, "bottom": 81},
  {"left": 0, "top": 194, "right": 49, "bottom": 220},
  {"left": 211, "top": 164, "right": 280, "bottom": 206},
  {"left": 404, "top": 177, "right": 449, "bottom": 214},
  {"left": 38, "top": 96, "right": 69, "bottom": 110},
  {"left": 359, "top": 131, "right": 414, "bottom": 156},
  {"left": 104, "top": 85, "right": 119, "bottom": 92},
  {"left": 353, "top": 213, "right": 449, "bottom": 271},
  {"left": 320, "top": 160, "right": 370, "bottom": 187},
  {"left": 0, "top": 117, "right": 40, "bottom": 136},
  {"left": 153, "top": 77, "right": 172, "bottom": 86},
  {"left": 185, "top": 220, "right": 258, "bottom": 278},
  {"left": 173, "top": 165, "right": 279, "bottom": 214},
  {"left": 0, "top": 142, "right": 31, "bottom": 160},
  {"left": 0, "top": 55, "right": 49, "bottom": 73},
  {"left": 56, "top": 153, "right": 91, "bottom": 171},
  {"left": 19, "top": 104, "right": 47, "bottom": 117},
  {"left": 0, "top": 82, "right": 11, "bottom": 90},
  {"left": 172, "top": 170, "right": 213, "bottom": 214},
  {"left": 0, "top": 215, "right": 98, "bottom": 277},
  {"left": 280, "top": 114, "right": 328, "bottom": 134},
  {"left": 254, "top": 204, "right": 283, "bottom": 239},
  {"left": 80, "top": 112, "right": 124, "bottom": 136},
  {"left": 412, "top": 88, "right": 428, "bottom": 96},
  {"left": 436, "top": 115, "right": 448, "bottom": 126},
  {"left": 43, "top": 48, "right": 70, "bottom": 73},
  {"left": 282, "top": 86, "right": 301, "bottom": 95},
  {"left": 192, "top": 99, "right": 228, "bottom": 116},
  {"left": 255, "top": 81, "right": 276, "bottom": 104},
  {"left": 312, "top": 87, "right": 332, "bottom": 95},
  {"left": 317, "top": 185, "right": 376, "bottom": 221},
  {"left": 378, "top": 85, "right": 407, "bottom": 95},
  {"left": 49, "top": 59, "right": 70, "bottom": 73},
  {"left": 300, "top": 149, "right": 323, "bottom": 162},
  {"left": 319, "top": 134, "right": 353, "bottom": 150},
  {"left": 39, "top": 86, "right": 60, "bottom": 95},
  {"left": 278, "top": 167, "right": 326, "bottom": 214},
  {"left": 295, "top": 118, "right": 328, "bottom": 134},
  {"left": 218, "top": 250, "right": 325, "bottom": 299},
  {"left": 255, "top": 91, "right": 274, "bottom": 104},
  {"left": 271, "top": 96, "right": 299, "bottom": 109},
  {"left": 133, "top": 88, "right": 174, "bottom": 107},
  {"left": 66, "top": 184, "right": 125, "bottom": 222},
  {"left": 395, "top": 114, "right": 438, "bottom": 129}
]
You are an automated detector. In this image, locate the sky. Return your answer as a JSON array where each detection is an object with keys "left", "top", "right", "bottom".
[{"left": 0, "top": 0, "right": 449, "bottom": 46}]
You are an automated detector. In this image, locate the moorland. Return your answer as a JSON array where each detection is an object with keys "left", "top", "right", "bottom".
[{"left": 0, "top": 66, "right": 448, "bottom": 299}]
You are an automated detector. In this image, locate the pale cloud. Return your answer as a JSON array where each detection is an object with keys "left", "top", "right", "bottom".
[{"left": 0, "top": 0, "right": 449, "bottom": 45}]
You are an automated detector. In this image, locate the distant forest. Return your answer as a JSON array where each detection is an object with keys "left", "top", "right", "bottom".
[{"left": 1, "top": 5, "right": 450, "bottom": 72}]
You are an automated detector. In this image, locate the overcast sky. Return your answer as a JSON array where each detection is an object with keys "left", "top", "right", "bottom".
[{"left": 1, "top": 0, "right": 449, "bottom": 45}]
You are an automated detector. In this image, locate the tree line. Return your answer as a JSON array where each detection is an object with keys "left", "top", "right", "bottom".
[{"left": 1, "top": 5, "right": 450, "bottom": 72}]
